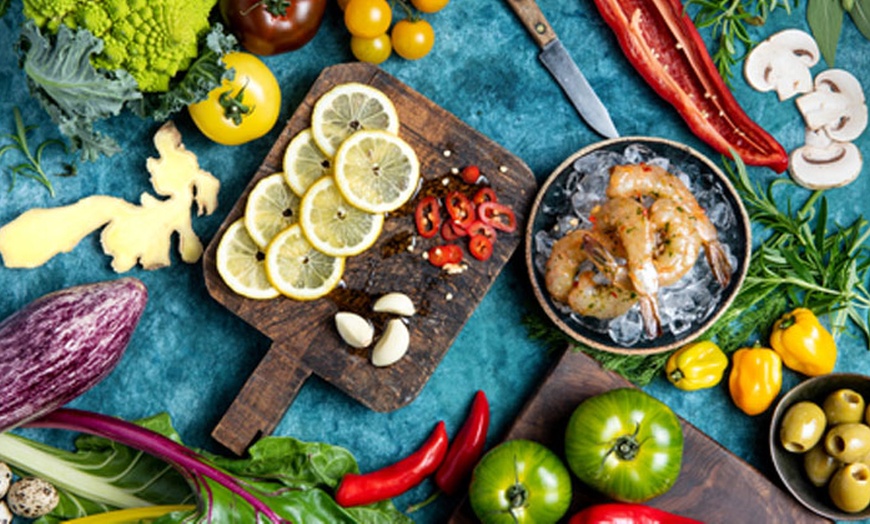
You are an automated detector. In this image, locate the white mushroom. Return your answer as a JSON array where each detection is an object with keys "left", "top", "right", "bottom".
[
  {"left": 334, "top": 312, "right": 374, "bottom": 349},
  {"left": 372, "top": 292, "right": 416, "bottom": 317},
  {"left": 6, "top": 477, "right": 59, "bottom": 519},
  {"left": 796, "top": 69, "right": 868, "bottom": 142},
  {"left": 788, "top": 128, "right": 863, "bottom": 189},
  {"left": 744, "top": 29, "right": 820, "bottom": 101},
  {"left": 371, "top": 318, "right": 410, "bottom": 367}
]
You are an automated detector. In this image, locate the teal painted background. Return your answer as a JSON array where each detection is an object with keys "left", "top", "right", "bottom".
[{"left": 1, "top": 0, "right": 869, "bottom": 522}]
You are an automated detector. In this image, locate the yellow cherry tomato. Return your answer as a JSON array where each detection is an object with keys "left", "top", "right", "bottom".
[
  {"left": 350, "top": 33, "right": 392, "bottom": 64},
  {"left": 411, "top": 0, "right": 449, "bottom": 13},
  {"left": 188, "top": 52, "right": 280, "bottom": 146},
  {"left": 391, "top": 18, "right": 435, "bottom": 60},
  {"left": 344, "top": 0, "right": 392, "bottom": 38}
]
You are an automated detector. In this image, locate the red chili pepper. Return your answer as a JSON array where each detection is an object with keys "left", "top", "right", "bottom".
[
  {"left": 478, "top": 201, "right": 517, "bottom": 233},
  {"left": 441, "top": 220, "right": 468, "bottom": 241},
  {"left": 427, "top": 244, "right": 463, "bottom": 267},
  {"left": 335, "top": 421, "right": 449, "bottom": 507},
  {"left": 460, "top": 165, "right": 481, "bottom": 184},
  {"left": 414, "top": 196, "right": 441, "bottom": 239},
  {"left": 591, "top": 0, "right": 788, "bottom": 172},
  {"left": 569, "top": 503, "right": 703, "bottom": 524},
  {"left": 472, "top": 187, "right": 497, "bottom": 207},
  {"left": 434, "top": 390, "right": 490, "bottom": 495},
  {"left": 466, "top": 219, "right": 497, "bottom": 242},
  {"left": 445, "top": 191, "right": 476, "bottom": 230},
  {"left": 468, "top": 234, "right": 494, "bottom": 261}
]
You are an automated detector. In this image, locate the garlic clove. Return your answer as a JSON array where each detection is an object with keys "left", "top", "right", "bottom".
[
  {"left": 335, "top": 312, "right": 374, "bottom": 349},
  {"left": 372, "top": 292, "right": 416, "bottom": 317},
  {"left": 371, "top": 318, "right": 410, "bottom": 367}
]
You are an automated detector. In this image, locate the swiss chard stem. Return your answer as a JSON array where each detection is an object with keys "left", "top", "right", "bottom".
[{"left": 27, "top": 408, "right": 289, "bottom": 524}]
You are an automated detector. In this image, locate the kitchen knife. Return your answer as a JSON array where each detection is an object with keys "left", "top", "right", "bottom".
[{"left": 505, "top": 0, "right": 619, "bottom": 139}]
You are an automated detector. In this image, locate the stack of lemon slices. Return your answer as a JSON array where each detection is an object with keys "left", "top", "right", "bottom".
[{"left": 216, "top": 83, "right": 421, "bottom": 301}]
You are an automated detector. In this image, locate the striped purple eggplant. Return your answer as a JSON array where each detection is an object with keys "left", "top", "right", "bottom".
[{"left": 0, "top": 277, "right": 148, "bottom": 432}]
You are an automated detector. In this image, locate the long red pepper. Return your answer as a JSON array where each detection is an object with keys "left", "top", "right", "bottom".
[
  {"left": 569, "top": 503, "right": 704, "bottom": 524},
  {"left": 592, "top": 0, "right": 789, "bottom": 172},
  {"left": 434, "top": 390, "right": 490, "bottom": 495},
  {"left": 335, "top": 421, "right": 449, "bottom": 507}
]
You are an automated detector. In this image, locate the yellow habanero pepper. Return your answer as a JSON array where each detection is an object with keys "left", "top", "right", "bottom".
[
  {"left": 665, "top": 340, "right": 728, "bottom": 391},
  {"left": 769, "top": 307, "right": 837, "bottom": 376},
  {"left": 729, "top": 346, "right": 783, "bottom": 416}
]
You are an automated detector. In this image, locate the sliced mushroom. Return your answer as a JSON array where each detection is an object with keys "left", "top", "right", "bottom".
[
  {"left": 744, "top": 29, "right": 820, "bottom": 101},
  {"left": 796, "top": 69, "right": 868, "bottom": 142},
  {"left": 788, "top": 130, "right": 863, "bottom": 189}
]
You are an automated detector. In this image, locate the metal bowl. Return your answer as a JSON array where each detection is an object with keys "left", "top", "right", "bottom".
[
  {"left": 770, "top": 373, "right": 870, "bottom": 520},
  {"left": 524, "top": 136, "right": 751, "bottom": 355}
]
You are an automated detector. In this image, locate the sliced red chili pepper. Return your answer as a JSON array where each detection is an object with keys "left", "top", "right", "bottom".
[
  {"left": 472, "top": 187, "right": 497, "bottom": 207},
  {"left": 468, "top": 234, "right": 494, "bottom": 261},
  {"left": 336, "top": 421, "right": 449, "bottom": 507},
  {"left": 478, "top": 201, "right": 517, "bottom": 233},
  {"left": 440, "top": 220, "right": 468, "bottom": 241},
  {"left": 569, "top": 503, "right": 703, "bottom": 524},
  {"left": 435, "top": 390, "right": 490, "bottom": 495},
  {"left": 591, "top": 0, "right": 788, "bottom": 172},
  {"left": 427, "top": 244, "right": 463, "bottom": 267},
  {"left": 445, "top": 191, "right": 476, "bottom": 230},
  {"left": 414, "top": 196, "right": 441, "bottom": 239},
  {"left": 460, "top": 165, "right": 481, "bottom": 184},
  {"left": 466, "top": 219, "right": 497, "bottom": 242}
]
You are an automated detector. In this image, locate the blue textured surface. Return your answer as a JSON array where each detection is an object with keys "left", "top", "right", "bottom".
[{"left": 1, "top": 0, "right": 869, "bottom": 522}]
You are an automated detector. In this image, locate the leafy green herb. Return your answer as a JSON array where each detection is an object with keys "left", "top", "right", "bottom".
[
  {"left": 687, "top": 0, "right": 795, "bottom": 84},
  {"left": 0, "top": 0, "right": 10, "bottom": 18},
  {"left": 851, "top": 0, "right": 870, "bottom": 38},
  {"left": 0, "top": 107, "right": 69, "bottom": 197},
  {"left": 525, "top": 155, "right": 870, "bottom": 385},
  {"left": 808, "top": 0, "right": 845, "bottom": 65}
]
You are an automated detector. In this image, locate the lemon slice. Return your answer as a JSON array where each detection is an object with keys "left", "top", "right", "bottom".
[
  {"left": 282, "top": 128, "right": 333, "bottom": 196},
  {"left": 265, "top": 224, "right": 345, "bottom": 301},
  {"left": 311, "top": 83, "right": 400, "bottom": 157},
  {"left": 299, "top": 176, "right": 385, "bottom": 257},
  {"left": 244, "top": 173, "right": 301, "bottom": 248},
  {"left": 215, "top": 219, "right": 280, "bottom": 300},
  {"left": 333, "top": 130, "right": 420, "bottom": 213}
]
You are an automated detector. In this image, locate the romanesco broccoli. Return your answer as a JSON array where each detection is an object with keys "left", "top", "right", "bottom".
[{"left": 23, "top": 0, "right": 218, "bottom": 92}]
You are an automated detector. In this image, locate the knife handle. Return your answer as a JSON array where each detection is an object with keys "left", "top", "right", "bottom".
[{"left": 504, "top": 0, "right": 557, "bottom": 49}]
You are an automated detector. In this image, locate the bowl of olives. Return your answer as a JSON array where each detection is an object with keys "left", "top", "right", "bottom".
[{"left": 770, "top": 373, "right": 870, "bottom": 520}]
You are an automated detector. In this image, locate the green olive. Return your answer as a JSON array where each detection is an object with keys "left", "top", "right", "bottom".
[
  {"left": 830, "top": 463, "right": 870, "bottom": 513},
  {"left": 824, "top": 389, "right": 866, "bottom": 425},
  {"left": 804, "top": 443, "right": 840, "bottom": 487},
  {"left": 781, "top": 401, "right": 827, "bottom": 453},
  {"left": 825, "top": 423, "right": 870, "bottom": 463}
]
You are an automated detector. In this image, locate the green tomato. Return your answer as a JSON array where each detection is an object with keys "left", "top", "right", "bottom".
[
  {"left": 469, "top": 439, "right": 572, "bottom": 524},
  {"left": 565, "top": 388, "right": 683, "bottom": 503}
]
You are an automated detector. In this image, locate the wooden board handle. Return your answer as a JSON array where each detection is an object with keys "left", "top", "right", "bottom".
[
  {"left": 504, "top": 0, "right": 557, "bottom": 49},
  {"left": 212, "top": 342, "right": 312, "bottom": 456}
]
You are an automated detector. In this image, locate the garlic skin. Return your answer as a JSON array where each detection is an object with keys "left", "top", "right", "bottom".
[
  {"left": 335, "top": 312, "right": 375, "bottom": 349},
  {"left": 371, "top": 318, "right": 410, "bottom": 367},
  {"left": 372, "top": 293, "right": 416, "bottom": 317}
]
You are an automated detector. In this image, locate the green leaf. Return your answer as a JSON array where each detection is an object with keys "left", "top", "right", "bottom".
[
  {"left": 0, "top": 0, "right": 10, "bottom": 18},
  {"left": 850, "top": 0, "right": 870, "bottom": 39},
  {"left": 808, "top": 0, "right": 845, "bottom": 65},
  {"left": 18, "top": 21, "right": 141, "bottom": 161}
]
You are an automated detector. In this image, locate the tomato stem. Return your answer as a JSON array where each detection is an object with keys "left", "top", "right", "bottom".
[
  {"left": 218, "top": 80, "right": 254, "bottom": 126},
  {"left": 242, "top": 0, "right": 291, "bottom": 17}
]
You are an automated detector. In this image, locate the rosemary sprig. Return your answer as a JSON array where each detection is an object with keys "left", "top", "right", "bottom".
[
  {"left": 687, "top": 0, "right": 796, "bottom": 84},
  {"left": 0, "top": 107, "right": 70, "bottom": 197}
]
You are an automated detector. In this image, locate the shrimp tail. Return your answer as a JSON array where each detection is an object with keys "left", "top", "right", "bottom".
[
  {"left": 705, "top": 240, "right": 733, "bottom": 288},
  {"left": 639, "top": 295, "right": 663, "bottom": 338}
]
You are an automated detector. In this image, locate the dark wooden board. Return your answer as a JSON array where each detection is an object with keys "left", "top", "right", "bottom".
[
  {"left": 202, "top": 63, "right": 537, "bottom": 455},
  {"left": 450, "top": 348, "right": 832, "bottom": 523}
]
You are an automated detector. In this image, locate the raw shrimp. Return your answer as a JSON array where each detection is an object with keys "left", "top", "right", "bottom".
[
  {"left": 607, "top": 163, "right": 733, "bottom": 288},
  {"left": 649, "top": 198, "right": 702, "bottom": 287},
  {"left": 544, "top": 228, "right": 638, "bottom": 318},
  {"left": 591, "top": 197, "right": 662, "bottom": 337}
]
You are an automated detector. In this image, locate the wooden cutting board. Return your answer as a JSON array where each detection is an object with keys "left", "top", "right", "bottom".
[
  {"left": 202, "top": 63, "right": 537, "bottom": 456},
  {"left": 450, "top": 348, "right": 831, "bottom": 523}
]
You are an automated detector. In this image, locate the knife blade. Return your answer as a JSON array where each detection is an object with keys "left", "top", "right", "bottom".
[{"left": 505, "top": 0, "right": 619, "bottom": 139}]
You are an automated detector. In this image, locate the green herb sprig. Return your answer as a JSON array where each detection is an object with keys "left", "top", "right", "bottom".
[
  {"left": 0, "top": 107, "right": 70, "bottom": 197},
  {"left": 687, "top": 0, "right": 795, "bottom": 85},
  {"left": 525, "top": 155, "right": 870, "bottom": 386}
]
